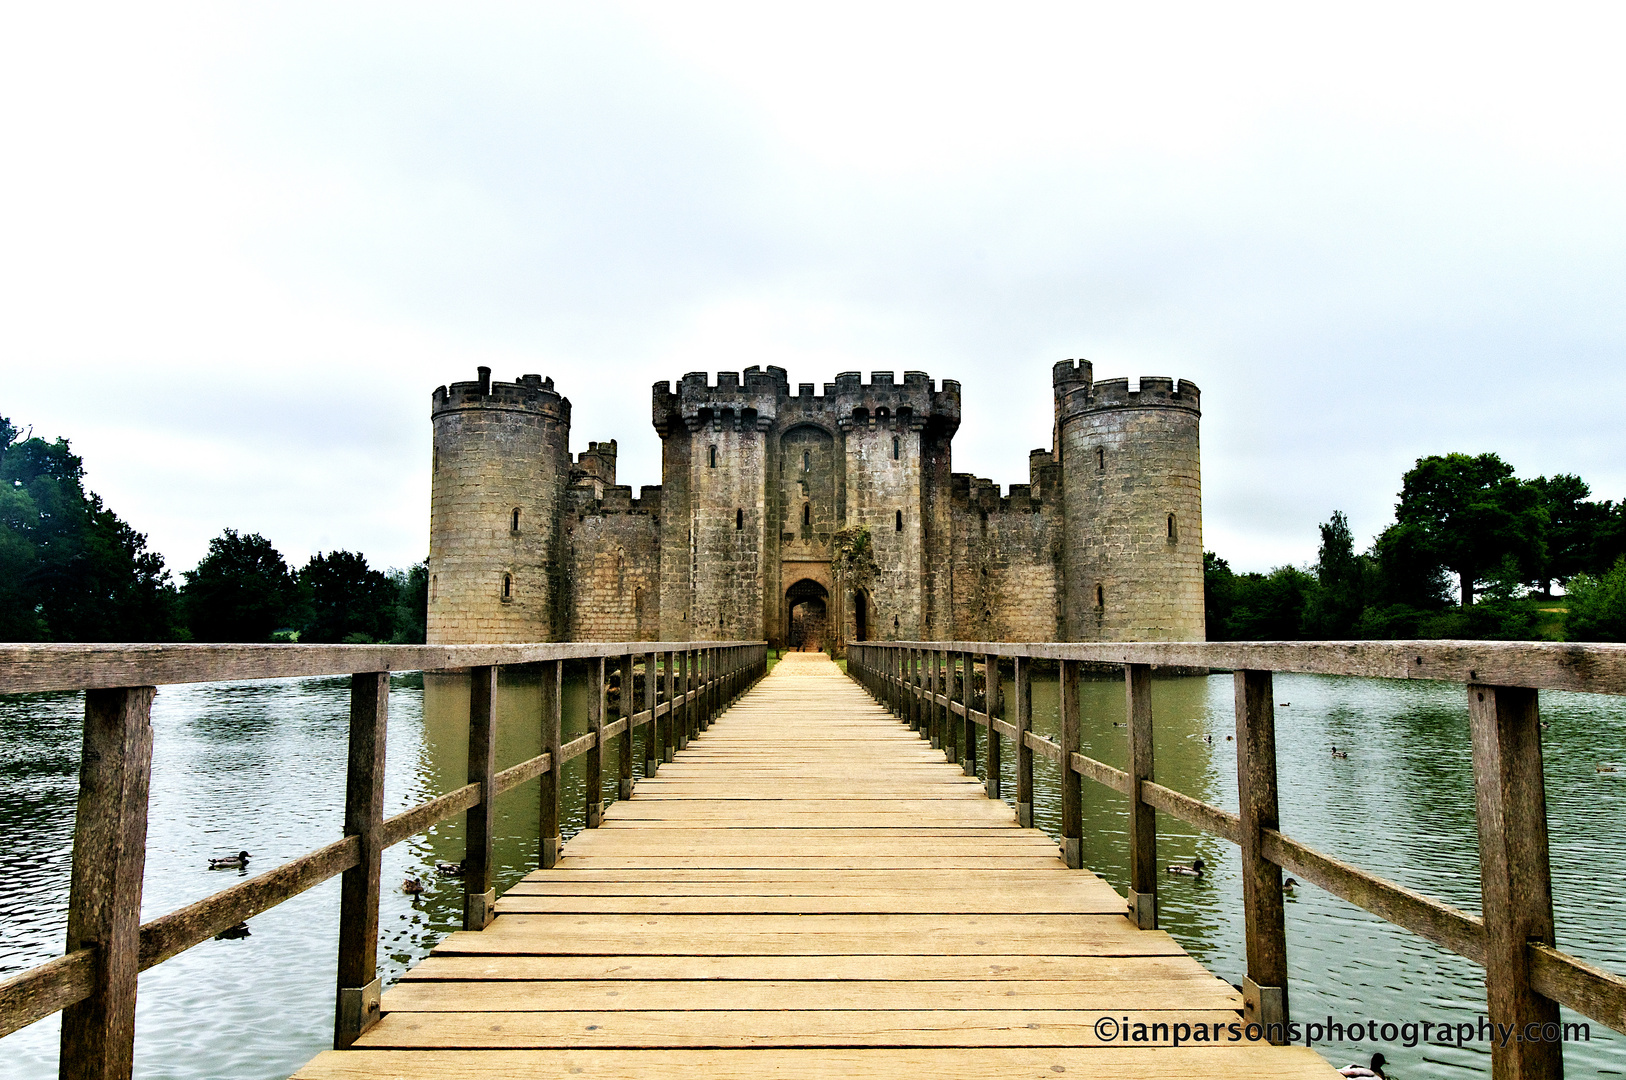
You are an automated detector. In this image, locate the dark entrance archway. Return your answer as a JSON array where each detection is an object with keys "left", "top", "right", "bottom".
[
  {"left": 785, "top": 579, "right": 830, "bottom": 653},
  {"left": 852, "top": 590, "right": 869, "bottom": 642}
]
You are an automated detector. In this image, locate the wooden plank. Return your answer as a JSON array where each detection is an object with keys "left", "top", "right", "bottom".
[
  {"left": 619, "top": 653, "right": 636, "bottom": 800},
  {"left": 493, "top": 893, "right": 1127, "bottom": 916},
  {"left": 0, "top": 950, "right": 93, "bottom": 1040},
  {"left": 1059, "top": 660, "right": 1082, "bottom": 868},
  {"left": 461, "top": 667, "right": 496, "bottom": 933},
  {"left": 352, "top": 1008, "right": 1251, "bottom": 1049},
  {"left": 396, "top": 953, "right": 1226, "bottom": 984},
  {"left": 335, "top": 672, "right": 389, "bottom": 1045},
  {"left": 540, "top": 659, "right": 562, "bottom": 869},
  {"left": 60, "top": 685, "right": 153, "bottom": 1080},
  {"left": 1234, "top": 670, "right": 1287, "bottom": 1040},
  {"left": 1125, "top": 663, "right": 1157, "bottom": 930},
  {"left": 294, "top": 1045, "right": 1346, "bottom": 1080},
  {"left": 382, "top": 978, "right": 1243, "bottom": 1013},
  {"left": 1469, "top": 684, "right": 1561, "bottom": 1080}
]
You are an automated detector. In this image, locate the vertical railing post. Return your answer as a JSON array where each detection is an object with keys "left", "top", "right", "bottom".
[
  {"left": 1015, "top": 655, "right": 1033, "bottom": 827},
  {"left": 462, "top": 666, "right": 498, "bottom": 931},
  {"left": 1235, "top": 669, "right": 1288, "bottom": 1041},
  {"left": 540, "top": 659, "right": 563, "bottom": 869},
  {"left": 985, "top": 653, "right": 1001, "bottom": 799},
  {"left": 910, "top": 649, "right": 922, "bottom": 734},
  {"left": 334, "top": 673, "right": 387, "bottom": 1047},
  {"left": 1059, "top": 658, "right": 1082, "bottom": 869},
  {"left": 586, "top": 656, "right": 605, "bottom": 828},
  {"left": 643, "top": 651, "right": 659, "bottom": 776},
  {"left": 932, "top": 650, "right": 945, "bottom": 754},
  {"left": 618, "top": 652, "right": 636, "bottom": 799},
  {"left": 1125, "top": 663, "right": 1157, "bottom": 930},
  {"left": 962, "top": 651, "right": 977, "bottom": 777},
  {"left": 60, "top": 686, "right": 154, "bottom": 1080},
  {"left": 663, "top": 650, "right": 677, "bottom": 758},
  {"left": 1469, "top": 684, "right": 1562, "bottom": 1080},
  {"left": 942, "top": 651, "right": 956, "bottom": 765}
]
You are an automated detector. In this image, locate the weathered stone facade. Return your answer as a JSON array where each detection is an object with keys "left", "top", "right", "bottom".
[{"left": 427, "top": 361, "right": 1203, "bottom": 647}]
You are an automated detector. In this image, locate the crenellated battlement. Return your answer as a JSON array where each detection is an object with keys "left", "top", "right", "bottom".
[
  {"left": 433, "top": 366, "right": 571, "bottom": 422},
  {"left": 1052, "top": 359, "right": 1093, "bottom": 389},
  {"left": 567, "top": 483, "right": 662, "bottom": 519},
  {"left": 1055, "top": 374, "right": 1201, "bottom": 422},
  {"left": 949, "top": 471, "right": 1056, "bottom": 513},
  {"left": 653, "top": 367, "right": 960, "bottom": 435}
]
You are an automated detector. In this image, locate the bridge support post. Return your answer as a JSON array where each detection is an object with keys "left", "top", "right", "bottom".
[
  {"left": 1469, "top": 683, "right": 1562, "bottom": 1080},
  {"left": 962, "top": 651, "right": 977, "bottom": 777},
  {"left": 643, "top": 651, "right": 658, "bottom": 777},
  {"left": 1015, "top": 656, "right": 1033, "bottom": 827},
  {"left": 619, "top": 652, "right": 636, "bottom": 800},
  {"left": 1235, "top": 670, "right": 1288, "bottom": 1042},
  {"left": 61, "top": 686, "right": 154, "bottom": 1079},
  {"left": 540, "top": 660, "right": 563, "bottom": 869},
  {"left": 462, "top": 667, "right": 498, "bottom": 931},
  {"left": 938, "top": 651, "right": 952, "bottom": 761},
  {"left": 1059, "top": 659, "right": 1082, "bottom": 869},
  {"left": 985, "top": 654, "right": 1001, "bottom": 800},
  {"left": 1125, "top": 663, "right": 1157, "bottom": 930},
  {"left": 663, "top": 651, "right": 677, "bottom": 758},
  {"left": 335, "top": 673, "right": 387, "bottom": 1047},
  {"left": 586, "top": 657, "right": 605, "bottom": 828}
]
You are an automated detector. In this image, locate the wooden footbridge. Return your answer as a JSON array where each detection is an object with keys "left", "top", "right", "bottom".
[
  {"left": 295, "top": 651, "right": 1331, "bottom": 1079},
  {"left": 5, "top": 638, "right": 1626, "bottom": 1080}
]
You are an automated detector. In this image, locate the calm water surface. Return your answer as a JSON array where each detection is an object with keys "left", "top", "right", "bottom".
[{"left": 2, "top": 666, "right": 1624, "bottom": 1077}]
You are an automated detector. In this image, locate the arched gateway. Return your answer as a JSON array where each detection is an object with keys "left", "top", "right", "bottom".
[{"left": 785, "top": 579, "right": 829, "bottom": 652}]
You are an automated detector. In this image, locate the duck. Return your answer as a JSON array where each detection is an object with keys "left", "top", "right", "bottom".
[
  {"left": 1283, "top": 877, "right": 1299, "bottom": 894},
  {"left": 1204, "top": 734, "right": 1213, "bottom": 745},
  {"left": 435, "top": 860, "right": 466, "bottom": 877},
  {"left": 1338, "top": 1052, "right": 1387, "bottom": 1078},
  {"left": 1331, "top": 746, "right": 1348, "bottom": 759},
  {"left": 208, "top": 851, "right": 250, "bottom": 870},
  {"left": 1167, "top": 857, "right": 1205, "bottom": 878},
  {"left": 1598, "top": 763, "right": 1623, "bottom": 774},
  {"left": 1279, "top": 702, "right": 1291, "bottom": 707},
  {"left": 402, "top": 877, "right": 426, "bottom": 895},
  {"left": 214, "top": 921, "right": 251, "bottom": 941}
]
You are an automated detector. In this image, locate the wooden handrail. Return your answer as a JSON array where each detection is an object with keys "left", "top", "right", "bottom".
[
  {"left": 0, "top": 640, "right": 768, "bottom": 1077},
  {"left": 847, "top": 639, "right": 1626, "bottom": 1079}
]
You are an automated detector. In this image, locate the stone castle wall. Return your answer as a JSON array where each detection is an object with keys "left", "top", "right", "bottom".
[{"left": 428, "top": 360, "right": 1203, "bottom": 647}]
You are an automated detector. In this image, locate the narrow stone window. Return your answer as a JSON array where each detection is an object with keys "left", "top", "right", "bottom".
[
  {"left": 803, "top": 502, "right": 811, "bottom": 528},
  {"left": 736, "top": 508, "right": 744, "bottom": 530},
  {"left": 895, "top": 509, "right": 903, "bottom": 532},
  {"left": 892, "top": 436, "right": 900, "bottom": 460},
  {"left": 1096, "top": 583, "right": 1105, "bottom": 608},
  {"left": 803, "top": 449, "right": 810, "bottom": 471},
  {"left": 511, "top": 507, "right": 521, "bottom": 533},
  {"left": 1097, "top": 447, "right": 1105, "bottom": 471},
  {"left": 1167, "top": 513, "right": 1177, "bottom": 541},
  {"left": 503, "top": 573, "right": 513, "bottom": 601},
  {"left": 894, "top": 615, "right": 900, "bottom": 630},
  {"left": 433, "top": 446, "right": 439, "bottom": 471},
  {"left": 708, "top": 445, "right": 717, "bottom": 468},
  {"left": 430, "top": 574, "right": 437, "bottom": 601}
]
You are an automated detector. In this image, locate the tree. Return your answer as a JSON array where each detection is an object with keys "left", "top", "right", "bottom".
[
  {"left": 1393, "top": 453, "right": 1545, "bottom": 606},
  {"left": 181, "top": 530, "right": 297, "bottom": 641},
  {"left": 389, "top": 561, "right": 429, "bottom": 644},
  {"left": 1565, "top": 558, "right": 1626, "bottom": 642},
  {"left": 299, "top": 550, "right": 396, "bottom": 643},
  {"left": 0, "top": 415, "right": 178, "bottom": 641},
  {"left": 1303, "top": 511, "right": 1366, "bottom": 637},
  {"left": 1528, "top": 474, "right": 1605, "bottom": 596}
]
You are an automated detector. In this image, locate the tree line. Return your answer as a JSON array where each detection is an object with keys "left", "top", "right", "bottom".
[
  {"left": 1206, "top": 452, "right": 1626, "bottom": 642},
  {"left": 1, "top": 416, "right": 426, "bottom": 643}
]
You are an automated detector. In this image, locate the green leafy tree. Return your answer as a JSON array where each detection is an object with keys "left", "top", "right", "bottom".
[
  {"left": 1203, "top": 551, "right": 1237, "bottom": 639},
  {"left": 0, "top": 416, "right": 178, "bottom": 641},
  {"left": 181, "top": 530, "right": 297, "bottom": 641},
  {"left": 1528, "top": 474, "right": 1606, "bottom": 595},
  {"left": 1565, "top": 558, "right": 1626, "bottom": 642},
  {"left": 1393, "top": 453, "right": 1545, "bottom": 606},
  {"left": 389, "top": 561, "right": 429, "bottom": 644},
  {"left": 1303, "top": 511, "right": 1366, "bottom": 637},
  {"left": 299, "top": 550, "right": 396, "bottom": 644}
]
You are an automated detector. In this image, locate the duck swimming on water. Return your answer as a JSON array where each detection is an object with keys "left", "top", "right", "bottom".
[
  {"left": 1167, "top": 857, "right": 1205, "bottom": 878},
  {"left": 1339, "top": 1052, "right": 1387, "bottom": 1078},
  {"left": 209, "top": 851, "right": 250, "bottom": 870},
  {"left": 403, "top": 877, "right": 426, "bottom": 895},
  {"left": 1331, "top": 746, "right": 1349, "bottom": 759},
  {"left": 436, "top": 860, "right": 466, "bottom": 877}
]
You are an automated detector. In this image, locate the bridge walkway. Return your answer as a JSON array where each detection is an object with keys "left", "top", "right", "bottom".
[{"left": 293, "top": 651, "right": 1337, "bottom": 1079}]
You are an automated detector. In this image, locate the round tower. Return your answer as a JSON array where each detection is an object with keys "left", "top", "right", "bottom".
[
  {"left": 1056, "top": 363, "right": 1203, "bottom": 642},
  {"left": 428, "top": 367, "right": 571, "bottom": 643}
]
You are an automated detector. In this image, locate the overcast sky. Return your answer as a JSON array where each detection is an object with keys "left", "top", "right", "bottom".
[{"left": 3, "top": 3, "right": 1623, "bottom": 577}]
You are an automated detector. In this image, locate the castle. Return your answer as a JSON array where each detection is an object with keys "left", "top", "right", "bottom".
[{"left": 426, "top": 362, "right": 1203, "bottom": 649}]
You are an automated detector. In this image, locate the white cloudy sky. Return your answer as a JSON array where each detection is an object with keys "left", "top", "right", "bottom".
[{"left": 3, "top": 3, "right": 1623, "bottom": 576}]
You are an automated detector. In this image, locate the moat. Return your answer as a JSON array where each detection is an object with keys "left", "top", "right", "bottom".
[{"left": 3, "top": 668, "right": 1624, "bottom": 1079}]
